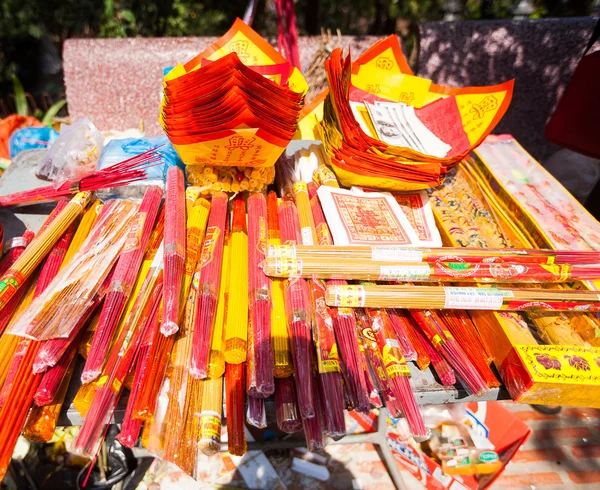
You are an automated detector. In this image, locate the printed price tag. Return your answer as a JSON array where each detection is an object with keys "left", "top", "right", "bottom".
[
  {"left": 275, "top": 257, "right": 302, "bottom": 276},
  {"left": 267, "top": 244, "right": 296, "bottom": 258},
  {"left": 443, "top": 287, "right": 513, "bottom": 310},
  {"left": 301, "top": 227, "right": 314, "bottom": 246},
  {"left": 379, "top": 264, "right": 430, "bottom": 281},
  {"left": 371, "top": 247, "right": 423, "bottom": 262},
  {"left": 332, "top": 285, "right": 365, "bottom": 307}
]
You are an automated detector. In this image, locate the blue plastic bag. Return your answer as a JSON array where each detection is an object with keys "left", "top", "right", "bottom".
[{"left": 9, "top": 127, "right": 59, "bottom": 159}]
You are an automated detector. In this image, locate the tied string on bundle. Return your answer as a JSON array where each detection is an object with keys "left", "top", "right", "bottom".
[{"left": 0, "top": 147, "right": 164, "bottom": 207}]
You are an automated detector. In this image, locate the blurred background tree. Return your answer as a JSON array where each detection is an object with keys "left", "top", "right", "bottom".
[{"left": 0, "top": 0, "right": 596, "bottom": 111}]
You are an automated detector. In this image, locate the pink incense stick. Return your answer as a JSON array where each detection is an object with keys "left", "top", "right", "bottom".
[
  {"left": 81, "top": 186, "right": 162, "bottom": 383},
  {"left": 247, "top": 193, "right": 274, "bottom": 397},
  {"left": 162, "top": 166, "right": 186, "bottom": 336},
  {"left": 246, "top": 395, "right": 267, "bottom": 428},
  {"left": 190, "top": 191, "right": 228, "bottom": 379},
  {"left": 386, "top": 309, "right": 418, "bottom": 362},
  {"left": 278, "top": 199, "right": 315, "bottom": 419}
]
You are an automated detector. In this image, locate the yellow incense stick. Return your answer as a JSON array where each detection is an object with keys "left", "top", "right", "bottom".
[
  {"left": 198, "top": 377, "right": 223, "bottom": 456},
  {"left": 208, "top": 234, "right": 230, "bottom": 379},
  {"left": 293, "top": 181, "right": 318, "bottom": 246},
  {"left": 62, "top": 199, "right": 102, "bottom": 266},
  {"left": 224, "top": 199, "right": 248, "bottom": 364}
]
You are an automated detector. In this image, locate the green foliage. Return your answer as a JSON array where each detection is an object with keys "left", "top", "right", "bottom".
[
  {"left": 41, "top": 100, "right": 67, "bottom": 125},
  {"left": 11, "top": 74, "right": 28, "bottom": 116}
]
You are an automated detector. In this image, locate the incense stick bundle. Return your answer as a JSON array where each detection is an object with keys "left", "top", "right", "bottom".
[
  {"left": 386, "top": 309, "right": 417, "bottom": 362},
  {"left": 116, "top": 300, "right": 161, "bottom": 447},
  {"left": 75, "top": 249, "right": 164, "bottom": 457},
  {"left": 9, "top": 199, "right": 139, "bottom": 340},
  {"left": 267, "top": 191, "right": 294, "bottom": 378},
  {"left": 294, "top": 181, "right": 318, "bottom": 246},
  {"left": 247, "top": 192, "right": 274, "bottom": 396},
  {"left": 325, "top": 284, "right": 600, "bottom": 312},
  {"left": 0, "top": 192, "right": 90, "bottom": 312},
  {"left": 82, "top": 186, "right": 162, "bottom": 382},
  {"left": 191, "top": 191, "right": 228, "bottom": 379},
  {"left": 264, "top": 256, "right": 600, "bottom": 283},
  {"left": 278, "top": 199, "right": 315, "bottom": 419},
  {"left": 208, "top": 233, "right": 229, "bottom": 379},
  {"left": 438, "top": 310, "right": 500, "bottom": 387},
  {"left": 198, "top": 377, "right": 223, "bottom": 456},
  {"left": 0, "top": 230, "right": 37, "bottom": 333},
  {"left": 410, "top": 310, "right": 489, "bottom": 396},
  {"left": 400, "top": 311, "right": 430, "bottom": 370},
  {"left": 275, "top": 377, "right": 303, "bottom": 433},
  {"left": 366, "top": 309, "right": 428, "bottom": 441},
  {"left": 162, "top": 166, "right": 186, "bottom": 336},
  {"left": 405, "top": 316, "right": 456, "bottom": 386},
  {"left": 225, "top": 362, "right": 247, "bottom": 456},
  {"left": 0, "top": 230, "right": 35, "bottom": 276},
  {"left": 34, "top": 333, "right": 79, "bottom": 406},
  {"left": 174, "top": 375, "right": 203, "bottom": 474},
  {"left": 303, "top": 377, "right": 325, "bottom": 452},
  {"left": 224, "top": 198, "right": 249, "bottom": 363},
  {"left": 23, "top": 353, "right": 76, "bottom": 442},
  {"left": 271, "top": 244, "right": 600, "bottom": 266},
  {"left": 0, "top": 148, "right": 162, "bottom": 207},
  {"left": 246, "top": 395, "right": 267, "bottom": 428}
]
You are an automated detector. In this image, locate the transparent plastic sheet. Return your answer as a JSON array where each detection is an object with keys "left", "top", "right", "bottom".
[
  {"left": 410, "top": 310, "right": 489, "bottom": 397},
  {"left": 9, "top": 199, "right": 140, "bottom": 341},
  {"left": 36, "top": 118, "right": 104, "bottom": 183},
  {"left": 278, "top": 199, "right": 315, "bottom": 419},
  {"left": 355, "top": 311, "right": 392, "bottom": 400},
  {"left": 247, "top": 192, "right": 274, "bottom": 396},
  {"left": 82, "top": 186, "right": 162, "bottom": 382},
  {"left": 226, "top": 362, "right": 247, "bottom": 456},
  {"left": 174, "top": 375, "right": 203, "bottom": 474},
  {"left": 224, "top": 198, "right": 248, "bottom": 363},
  {"left": 74, "top": 253, "right": 164, "bottom": 457},
  {"left": 275, "top": 377, "right": 303, "bottom": 433},
  {"left": 528, "top": 310, "right": 590, "bottom": 346},
  {"left": 246, "top": 395, "right": 267, "bottom": 428},
  {"left": 23, "top": 352, "right": 76, "bottom": 442},
  {"left": 190, "top": 191, "right": 228, "bottom": 379},
  {"left": 198, "top": 377, "right": 223, "bottom": 456},
  {"left": 386, "top": 309, "right": 418, "bottom": 362},
  {"left": 162, "top": 166, "right": 186, "bottom": 336},
  {"left": 359, "top": 338, "right": 383, "bottom": 409}
]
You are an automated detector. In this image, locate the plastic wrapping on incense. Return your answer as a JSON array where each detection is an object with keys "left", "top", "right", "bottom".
[
  {"left": 162, "top": 166, "right": 186, "bottom": 336},
  {"left": 246, "top": 395, "right": 267, "bottom": 428},
  {"left": 9, "top": 199, "right": 139, "bottom": 341},
  {"left": 410, "top": 310, "right": 489, "bottom": 397},
  {"left": 403, "top": 314, "right": 455, "bottom": 386},
  {"left": 270, "top": 244, "right": 600, "bottom": 265},
  {"left": 74, "top": 246, "right": 164, "bottom": 457},
  {"left": 278, "top": 199, "right": 315, "bottom": 419},
  {"left": 0, "top": 202, "right": 80, "bottom": 479},
  {"left": 275, "top": 377, "right": 303, "bottom": 433},
  {"left": 132, "top": 200, "right": 210, "bottom": 420},
  {"left": 0, "top": 230, "right": 35, "bottom": 276},
  {"left": 24, "top": 353, "right": 76, "bottom": 442},
  {"left": 82, "top": 186, "right": 162, "bottom": 382},
  {"left": 263, "top": 256, "right": 600, "bottom": 283},
  {"left": 367, "top": 308, "right": 429, "bottom": 441},
  {"left": 437, "top": 310, "right": 500, "bottom": 388},
  {"left": 247, "top": 192, "right": 274, "bottom": 396},
  {"left": 174, "top": 375, "right": 203, "bottom": 474},
  {"left": 117, "top": 300, "right": 161, "bottom": 448},
  {"left": 190, "top": 191, "right": 228, "bottom": 379},
  {"left": 266, "top": 191, "right": 294, "bottom": 378},
  {"left": 198, "top": 377, "right": 223, "bottom": 456},
  {"left": 0, "top": 230, "right": 35, "bottom": 333},
  {"left": 224, "top": 198, "right": 248, "bottom": 363},
  {"left": 226, "top": 362, "right": 247, "bottom": 456},
  {"left": 0, "top": 192, "right": 90, "bottom": 313},
  {"left": 293, "top": 181, "right": 318, "bottom": 246},
  {"left": 0, "top": 149, "right": 162, "bottom": 207},
  {"left": 324, "top": 284, "right": 600, "bottom": 312}
]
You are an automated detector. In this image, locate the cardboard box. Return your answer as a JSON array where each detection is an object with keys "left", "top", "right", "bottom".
[{"left": 386, "top": 402, "right": 531, "bottom": 490}]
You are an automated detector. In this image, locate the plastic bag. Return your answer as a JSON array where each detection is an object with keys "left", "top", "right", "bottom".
[
  {"left": 36, "top": 119, "right": 104, "bottom": 183},
  {"left": 9, "top": 127, "right": 59, "bottom": 159}
]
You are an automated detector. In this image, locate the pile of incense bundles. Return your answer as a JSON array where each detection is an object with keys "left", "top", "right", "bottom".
[
  {"left": 320, "top": 35, "right": 513, "bottom": 191},
  {"left": 161, "top": 19, "right": 307, "bottom": 196}
]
